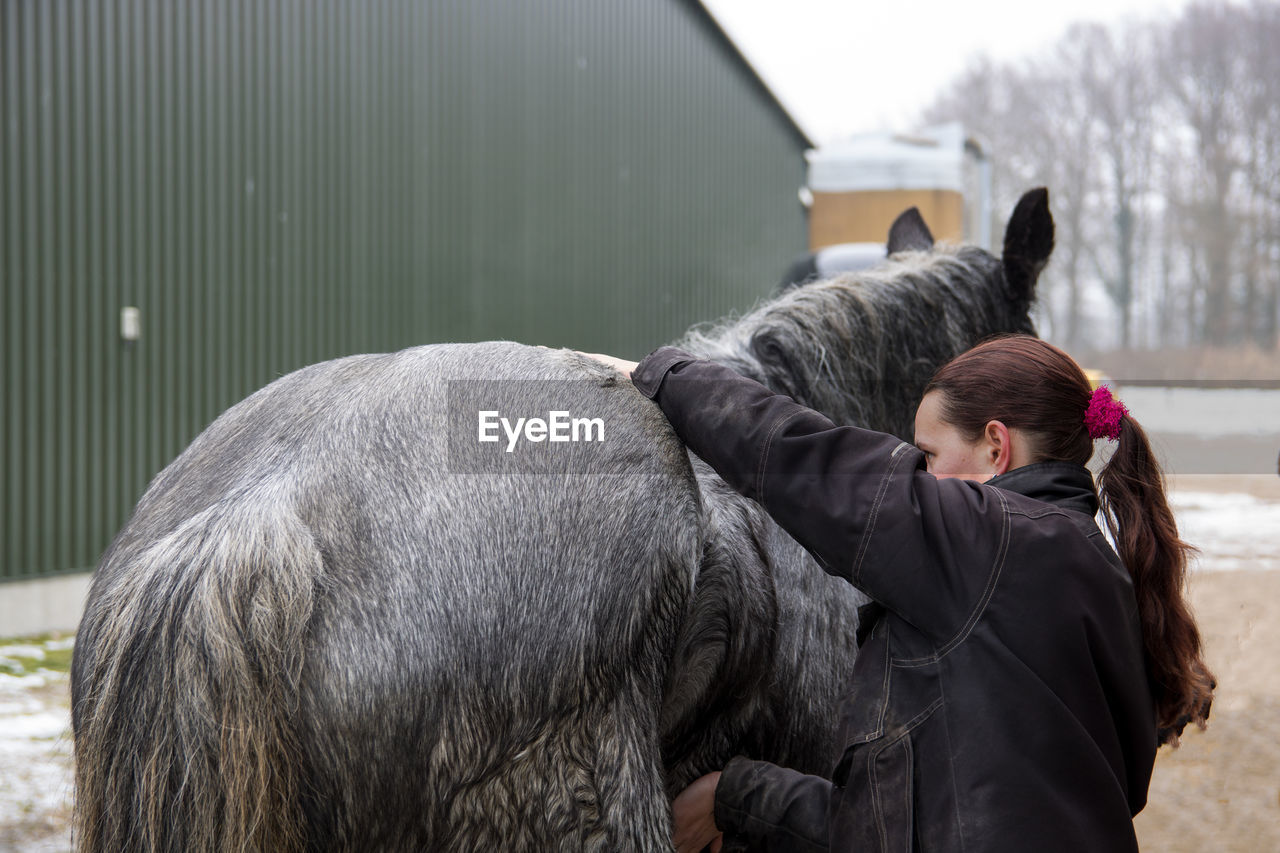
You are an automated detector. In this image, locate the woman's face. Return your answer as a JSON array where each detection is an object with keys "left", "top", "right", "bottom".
[{"left": 913, "top": 391, "right": 997, "bottom": 482}]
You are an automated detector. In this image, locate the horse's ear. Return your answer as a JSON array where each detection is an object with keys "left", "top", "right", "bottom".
[
  {"left": 886, "top": 207, "right": 935, "bottom": 254},
  {"left": 1002, "top": 188, "right": 1055, "bottom": 299}
]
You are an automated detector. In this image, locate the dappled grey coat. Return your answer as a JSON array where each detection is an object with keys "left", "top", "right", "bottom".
[{"left": 70, "top": 190, "right": 1055, "bottom": 851}]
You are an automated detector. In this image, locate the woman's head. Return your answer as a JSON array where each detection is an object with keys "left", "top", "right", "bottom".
[
  {"left": 920, "top": 334, "right": 1215, "bottom": 745},
  {"left": 912, "top": 390, "right": 1032, "bottom": 481},
  {"left": 915, "top": 335, "right": 1094, "bottom": 479}
]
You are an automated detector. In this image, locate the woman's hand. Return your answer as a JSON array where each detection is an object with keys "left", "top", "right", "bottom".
[
  {"left": 573, "top": 351, "right": 639, "bottom": 378},
  {"left": 672, "top": 771, "right": 723, "bottom": 853}
]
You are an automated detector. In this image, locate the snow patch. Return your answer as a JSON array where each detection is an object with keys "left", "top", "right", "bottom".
[{"left": 1170, "top": 491, "right": 1280, "bottom": 572}]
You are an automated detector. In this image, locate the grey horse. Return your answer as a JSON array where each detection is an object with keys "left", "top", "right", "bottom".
[{"left": 71, "top": 189, "right": 1054, "bottom": 851}]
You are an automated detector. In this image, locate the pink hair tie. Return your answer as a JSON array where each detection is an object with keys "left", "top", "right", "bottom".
[{"left": 1084, "top": 385, "right": 1128, "bottom": 441}]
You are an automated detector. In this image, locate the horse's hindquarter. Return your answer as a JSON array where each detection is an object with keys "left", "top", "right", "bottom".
[
  {"left": 284, "top": 343, "right": 702, "bottom": 846},
  {"left": 74, "top": 342, "right": 702, "bottom": 851}
]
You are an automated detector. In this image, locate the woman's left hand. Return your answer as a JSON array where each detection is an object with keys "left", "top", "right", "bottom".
[
  {"left": 671, "top": 771, "right": 724, "bottom": 853},
  {"left": 574, "top": 351, "right": 639, "bottom": 378}
]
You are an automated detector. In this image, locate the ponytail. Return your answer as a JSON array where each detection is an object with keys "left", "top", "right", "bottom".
[{"left": 1098, "top": 415, "right": 1216, "bottom": 745}]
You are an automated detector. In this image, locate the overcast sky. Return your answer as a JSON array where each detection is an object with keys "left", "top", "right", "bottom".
[{"left": 701, "top": 0, "right": 1197, "bottom": 146}]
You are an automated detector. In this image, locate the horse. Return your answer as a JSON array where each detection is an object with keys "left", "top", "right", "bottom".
[{"left": 71, "top": 189, "right": 1054, "bottom": 851}]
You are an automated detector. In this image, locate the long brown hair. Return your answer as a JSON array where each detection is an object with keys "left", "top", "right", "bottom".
[{"left": 923, "top": 334, "right": 1215, "bottom": 745}]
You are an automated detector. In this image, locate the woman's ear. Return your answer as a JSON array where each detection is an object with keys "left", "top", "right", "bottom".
[{"left": 983, "top": 420, "right": 1014, "bottom": 477}]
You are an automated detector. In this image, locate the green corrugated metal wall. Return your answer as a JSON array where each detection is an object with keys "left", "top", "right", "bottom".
[{"left": 1, "top": 0, "right": 809, "bottom": 582}]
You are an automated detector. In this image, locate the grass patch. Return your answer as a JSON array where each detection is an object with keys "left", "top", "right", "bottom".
[{"left": 0, "top": 632, "right": 75, "bottom": 676}]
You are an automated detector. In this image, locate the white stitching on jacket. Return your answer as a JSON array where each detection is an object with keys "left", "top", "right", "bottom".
[
  {"left": 892, "top": 488, "right": 1014, "bottom": 667},
  {"left": 936, "top": 488, "right": 1013, "bottom": 657},
  {"left": 867, "top": 698, "right": 941, "bottom": 852},
  {"left": 756, "top": 409, "right": 807, "bottom": 509},
  {"left": 851, "top": 444, "right": 914, "bottom": 584}
]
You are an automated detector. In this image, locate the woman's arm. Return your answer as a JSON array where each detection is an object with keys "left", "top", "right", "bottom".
[
  {"left": 626, "top": 347, "right": 1007, "bottom": 638},
  {"left": 670, "top": 760, "right": 833, "bottom": 853}
]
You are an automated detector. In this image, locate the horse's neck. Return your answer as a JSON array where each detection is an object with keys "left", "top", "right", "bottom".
[
  {"left": 674, "top": 337, "right": 769, "bottom": 386},
  {"left": 676, "top": 321, "right": 875, "bottom": 432}
]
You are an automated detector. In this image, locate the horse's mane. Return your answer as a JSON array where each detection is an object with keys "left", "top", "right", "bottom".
[{"left": 676, "top": 245, "right": 1033, "bottom": 441}]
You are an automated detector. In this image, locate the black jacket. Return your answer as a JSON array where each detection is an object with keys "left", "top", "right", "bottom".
[{"left": 631, "top": 347, "right": 1158, "bottom": 853}]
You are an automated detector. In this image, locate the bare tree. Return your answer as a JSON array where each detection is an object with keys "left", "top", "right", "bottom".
[
  {"left": 1240, "top": 0, "right": 1280, "bottom": 349},
  {"left": 1159, "top": 1, "right": 1248, "bottom": 346},
  {"left": 920, "top": 0, "right": 1277, "bottom": 351},
  {"left": 922, "top": 59, "right": 1078, "bottom": 340},
  {"left": 1071, "top": 22, "right": 1159, "bottom": 350},
  {"left": 1029, "top": 29, "right": 1108, "bottom": 350}
]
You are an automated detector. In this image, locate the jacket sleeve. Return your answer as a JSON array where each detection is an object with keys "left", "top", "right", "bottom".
[
  {"left": 713, "top": 756, "right": 831, "bottom": 853},
  {"left": 631, "top": 347, "right": 1008, "bottom": 639}
]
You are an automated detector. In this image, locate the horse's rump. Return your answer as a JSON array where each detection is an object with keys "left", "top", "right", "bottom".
[{"left": 74, "top": 342, "right": 704, "bottom": 850}]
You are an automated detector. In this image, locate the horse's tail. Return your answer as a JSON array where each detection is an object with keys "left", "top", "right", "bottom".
[{"left": 71, "top": 496, "right": 318, "bottom": 852}]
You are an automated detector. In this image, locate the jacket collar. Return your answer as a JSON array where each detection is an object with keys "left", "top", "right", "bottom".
[{"left": 986, "top": 460, "right": 1099, "bottom": 517}]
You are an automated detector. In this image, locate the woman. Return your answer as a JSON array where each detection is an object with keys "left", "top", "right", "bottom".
[{"left": 581, "top": 334, "right": 1214, "bottom": 853}]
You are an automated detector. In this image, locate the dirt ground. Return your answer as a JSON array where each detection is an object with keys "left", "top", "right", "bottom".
[{"left": 1133, "top": 568, "right": 1280, "bottom": 851}]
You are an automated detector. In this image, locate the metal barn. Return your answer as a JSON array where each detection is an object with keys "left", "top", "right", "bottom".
[{"left": 0, "top": 0, "right": 811, "bottom": 607}]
